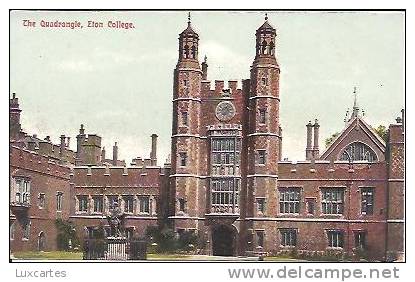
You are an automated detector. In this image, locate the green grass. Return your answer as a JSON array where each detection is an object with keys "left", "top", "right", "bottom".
[
  {"left": 147, "top": 253, "right": 193, "bottom": 260},
  {"left": 12, "top": 251, "right": 83, "bottom": 260},
  {"left": 264, "top": 256, "right": 306, "bottom": 261}
]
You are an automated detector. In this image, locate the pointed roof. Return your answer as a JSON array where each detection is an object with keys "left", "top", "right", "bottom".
[
  {"left": 320, "top": 116, "right": 386, "bottom": 161},
  {"left": 180, "top": 12, "right": 198, "bottom": 36},
  {"left": 257, "top": 13, "right": 275, "bottom": 32}
]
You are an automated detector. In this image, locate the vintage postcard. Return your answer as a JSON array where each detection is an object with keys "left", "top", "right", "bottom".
[{"left": 9, "top": 9, "right": 405, "bottom": 269}]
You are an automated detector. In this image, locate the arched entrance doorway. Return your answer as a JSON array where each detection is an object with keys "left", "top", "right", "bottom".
[
  {"left": 38, "top": 231, "right": 46, "bottom": 251},
  {"left": 212, "top": 225, "right": 237, "bottom": 256}
]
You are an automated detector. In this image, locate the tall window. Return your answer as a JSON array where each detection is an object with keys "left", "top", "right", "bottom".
[
  {"left": 181, "top": 111, "right": 188, "bottom": 126},
  {"left": 179, "top": 198, "right": 185, "bottom": 212},
  {"left": 38, "top": 193, "right": 46, "bottom": 209},
  {"left": 14, "top": 178, "right": 30, "bottom": 205},
  {"left": 23, "top": 221, "right": 31, "bottom": 240},
  {"left": 361, "top": 188, "right": 374, "bottom": 215},
  {"left": 321, "top": 188, "right": 344, "bottom": 215},
  {"left": 10, "top": 222, "right": 15, "bottom": 240},
  {"left": 258, "top": 150, "right": 266, "bottom": 165},
  {"left": 179, "top": 152, "right": 187, "bottom": 167},
  {"left": 210, "top": 135, "right": 241, "bottom": 214},
  {"left": 261, "top": 77, "right": 268, "bottom": 86},
  {"left": 211, "top": 137, "right": 240, "bottom": 176},
  {"left": 354, "top": 231, "right": 367, "bottom": 249},
  {"left": 259, "top": 109, "right": 267, "bottom": 124},
  {"left": 123, "top": 195, "right": 134, "bottom": 214},
  {"left": 279, "top": 188, "right": 300, "bottom": 214},
  {"left": 56, "top": 192, "right": 63, "bottom": 212},
  {"left": 211, "top": 178, "right": 240, "bottom": 213},
  {"left": 92, "top": 196, "right": 103, "bottom": 213},
  {"left": 327, "top": 230, "right": 344, "bottom": 248},
  {"left": 139, "top": 196, "right": 150, "bottom": 214},
  {"left": 257, "top": 198, "right": 266, "bottom": 213},
  {"left": 280, "top": 229, "right": 297, "bottom": 247},
  {"left": 256, "top": 231, "right": 264, "bottom": 247},
  {"left": 306, "top": 199, "right": 315, "bottom": 215},
  {"left": 340, "top": 142, "right": 377, "bottom": 162},
  {"left": 78, "top": 195, "right": 88, "bottom": 212}
]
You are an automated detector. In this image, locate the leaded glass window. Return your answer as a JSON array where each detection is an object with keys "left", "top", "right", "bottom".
[{"left": 340, "top": 142, "right": 377, "bottom": 162}]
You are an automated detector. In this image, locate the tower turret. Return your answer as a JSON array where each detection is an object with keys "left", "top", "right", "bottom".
[
  {"left": 177, "top": 13, "right": 200, "bottom": 69},
  {"left": 246, "top": 14, "right": 281, "bottom": 253},
  {"left": 253, "top": 13, "right": 278, "bottom": 66},
  {"left": 170, "top": 13, "right": 203, "bottom": 225}
]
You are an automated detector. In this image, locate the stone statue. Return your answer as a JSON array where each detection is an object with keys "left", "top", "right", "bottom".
[{"left": 106, "top": 202, "right": 126, "bottom": 238}]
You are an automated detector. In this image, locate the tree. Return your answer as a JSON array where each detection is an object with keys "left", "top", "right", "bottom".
[
  {"left": 55, "top": 219, "right": 80, "bottom": 251},
  {"left": 325, "top": 132, "right": 340, "bottom": 148},
  {"left": 374, "top": 125, "right": 388, "bottom": 142}
]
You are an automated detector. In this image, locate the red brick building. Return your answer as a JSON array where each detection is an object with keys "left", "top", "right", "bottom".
[
  {"left": 10, "top": 145, "right": 73, "bottom": 252},
  {"left": 9, "top": 15, "right": 404, "bottom": 261},
  {"left": 168, "top": 16, "right": 405, "bottom": 260}
]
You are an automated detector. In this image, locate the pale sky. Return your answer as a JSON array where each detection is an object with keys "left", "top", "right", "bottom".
[{"left": 10, "top": 11, "right": 404, "bottom": 163}]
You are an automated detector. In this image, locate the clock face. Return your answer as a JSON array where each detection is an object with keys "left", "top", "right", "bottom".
[{"left": 215, "top": 101, "right": 236, "bottom": 121}]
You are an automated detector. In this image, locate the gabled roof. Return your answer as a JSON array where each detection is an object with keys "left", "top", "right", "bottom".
[{"left": 320, "top": 116, "right": 386, "bottom": 161}]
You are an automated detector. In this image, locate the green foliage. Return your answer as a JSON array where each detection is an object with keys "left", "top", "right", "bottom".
[
  {"left": 374, "top": 125, "right": 388, "bottom": 142},
  {"left": 55, "top": 219, "right": 80, "bottom": 251},
  {"left": 177, "top": 230, "right": 199, "bottom": 251},
  {"left": 325, "top": 132, "right": 340, "bottom": 148},
  {"left": 145, "top": 226, "right": 204, "bottom": 254}
]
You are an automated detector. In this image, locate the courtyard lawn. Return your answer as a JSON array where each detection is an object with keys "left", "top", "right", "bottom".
[
  {"left": 11, "top": 252, "right": 306, "bottom": 261},
  {"left": 147, "top": 253, "right": 196, "bottom": 260},
  {"left": 12, "top": 251, "right": 83, "bottom": 260},
  {"left": 264, "top": 256, "right": 307, "bottom": 262}
]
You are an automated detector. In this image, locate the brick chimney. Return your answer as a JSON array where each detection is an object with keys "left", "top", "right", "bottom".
[
  {"left": 313, "top": 119, "right": 320, "bottom": 159},
  {"left": 112, "top": 142, "right": 118, "bottom": 166},
  {"left": 150, "top": 134, "right": 158, "bottom": 166},
  {"left": 202, "top": 55, "right": 208, "bottom": 80},
  {"left": 305, "top": 121, "right": 313, "bottom": 160},
  {"left": 101, "top": 146, "right": 106, "bottom": 162},
  {"left": 60, "top": 134, "right": 66, "bottom": 158},
  {"left": 76, "top": 124, "right": 86, "bottom": 160}
]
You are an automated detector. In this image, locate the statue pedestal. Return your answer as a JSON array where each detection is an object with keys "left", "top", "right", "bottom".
[{"left": 105, "top": 237, "right": 128, "bottom": 260}]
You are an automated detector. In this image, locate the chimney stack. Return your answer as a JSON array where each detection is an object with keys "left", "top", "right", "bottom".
[
  {"left": 60, "top": 134, "right": 66, "bottom": 158},
  {"left": 66, "top": 137, "right": 70, "bottom": 148},
  {"left": 79, "top": 124, "right": 85, "bottom": 135},
  {"left": 202, "top": 55, "right": 208, "bottom": 80},
  {"left": 306, "top": 121, "right": 313, "bottom": 160},
  {"left": 313, "top": 119, "right": 320, "bottom": 159},
  {"left": 150, "top": 134, "right": 158, "bottom": 166},
  {"left": 76, "top": 124, "right": 86, "bottom": 161},
  {"left": 113, "top": 142, "right": 118, "bottom": 166},
  {"left": 101, "top": 147, "right": 106, "bottom": 162}
]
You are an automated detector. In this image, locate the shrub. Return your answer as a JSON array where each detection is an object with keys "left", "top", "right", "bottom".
[{"left": 55, "top": 219, "right": 80, "bottom": 251}]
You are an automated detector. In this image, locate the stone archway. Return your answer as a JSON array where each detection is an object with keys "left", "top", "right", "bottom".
[
  {"left": 212, "top": 225, "right": 237, "bottom": 256},
  {"left": 38, "top": 231, "right": 46, "bottom": 251}
]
